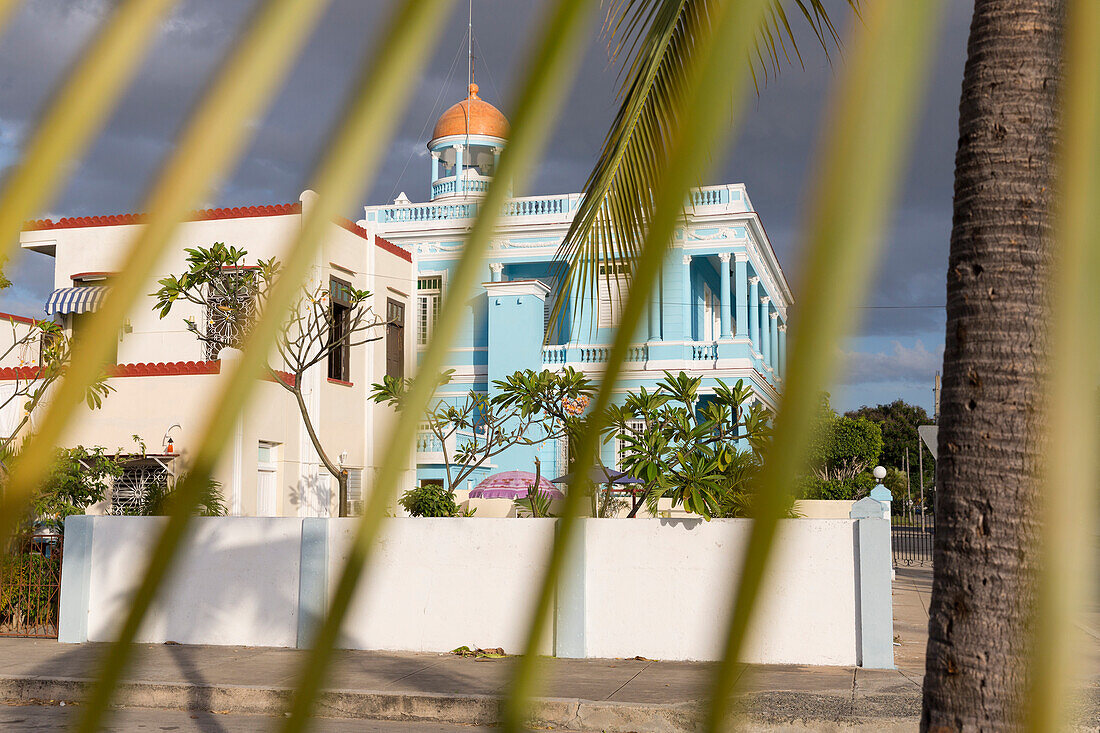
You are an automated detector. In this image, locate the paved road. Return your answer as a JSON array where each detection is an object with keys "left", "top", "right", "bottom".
[{"left": 0, "top": 703, "right": 492, "bottom": 732}]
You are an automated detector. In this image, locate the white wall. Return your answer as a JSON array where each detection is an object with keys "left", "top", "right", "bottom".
[
  {"left": 63, "top": 515, "right": 880, "bottom": 666},
  {"left": 579, "top": 519, "right": 858, "bottom": 664},
  {"left": 334, "top": 518, "right": 555, "bottom": 654},
  {"left": 82, "top": 517, "right": 303, "bottom": 647}
]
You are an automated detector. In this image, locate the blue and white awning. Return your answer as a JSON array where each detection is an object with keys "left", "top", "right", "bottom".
[{"left": 44, "top": 286, "right": 108, "bottom": 316}]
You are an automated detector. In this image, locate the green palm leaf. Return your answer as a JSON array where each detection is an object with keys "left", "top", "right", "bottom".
[{"left": 548, "top": 0, "right": 858, "bottom": 341}]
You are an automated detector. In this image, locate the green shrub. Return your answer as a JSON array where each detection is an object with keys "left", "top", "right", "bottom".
[{"left": 400, "top": 483, "right": 460, "bottom": 517}]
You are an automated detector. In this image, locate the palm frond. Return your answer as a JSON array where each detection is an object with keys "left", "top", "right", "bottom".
[{"left": 548, "top": 0, "right": 858, "bottom": 342}]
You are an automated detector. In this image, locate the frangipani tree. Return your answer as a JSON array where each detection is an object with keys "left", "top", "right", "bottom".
[
  {"left": 608, "top": 371, "right": 773, "bottom": 518},
  {"left": 371, "top": 367, "right": 595, "bottom": 495},
  {"left": 0, "top": 318, "right": 113, "bottom": 463},
  {"left": 154, "top": 243, "right": 387, "bottom": 515}
]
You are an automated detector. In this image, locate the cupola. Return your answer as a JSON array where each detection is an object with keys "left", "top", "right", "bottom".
[{"left": 427, "top": 83, "right": 509, "bottom": 200}]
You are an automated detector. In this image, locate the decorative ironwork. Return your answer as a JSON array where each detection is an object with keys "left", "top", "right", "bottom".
[
  {"left": 204, "top": 271, "right": 257, "bottom": 360},
  {"left": 109, "top": 463, "right": 170, "bottom": 515},
  {"left": 0, "top": 534, "right": 63, "bottom": 638}
]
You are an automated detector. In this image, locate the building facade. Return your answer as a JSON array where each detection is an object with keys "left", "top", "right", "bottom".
[
  {"left": 7, "top": 82, "right": 789, "bottom": 514},
  {"left": 358, "top": 84, "right": 791, "bottom": 490},
  {"left": 14, "top": 194, "right": 416, "bottom": 516}
]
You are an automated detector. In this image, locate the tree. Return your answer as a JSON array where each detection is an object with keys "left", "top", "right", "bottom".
[
  {"left": 0, "top": 318, "right": 113, "bottom": 462},
  {"left": 796, "top": 396, "right": 882, "bottom": 501},
  {"left": 608, "top": 371, "right": 775, "bottom": 519},
  {"left": 846, "top": 399, "right": 934, "bottom": 489},
  {"left": 371, "top": 367, "right": 595, "bottom": 495},
  {"left": 22, "top": 447, "right": 121, "bottom": 538},
  {"left": 923, "top": 1, "right": 1063, "bottom": 729},
  {"left": 154, "top": 243, "right": 387, "bottom": 516},
  {"left": 549, "top": 0, "right": 856, "bottom": 336}
]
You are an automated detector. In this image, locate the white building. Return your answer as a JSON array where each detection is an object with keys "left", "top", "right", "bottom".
[{"left": 13, "top": 191, "right": 415, "bottom": 517}]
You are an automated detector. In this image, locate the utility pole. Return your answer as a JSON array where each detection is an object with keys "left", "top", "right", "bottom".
[
  {"left": 905, "top": 446, "right": 912, "bottom": 524},
  {"left": 918, "top": 436, "right": 925, "bottom": 532}
]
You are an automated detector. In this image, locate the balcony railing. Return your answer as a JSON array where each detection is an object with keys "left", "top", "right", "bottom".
[
  {"left": 541, "top": 343, "right": 648, "bottom": 365},
  {"left": 431, "top": 177, "right": 490, "bottom": 198},
  {"left": 416, "top": 426, "right": 486, "bottom": 463},
  {"left": 691, "top": 342, "right": 718, "bottom": 360},
  {"left": 375, "top": 184, "right": 746, "bottom": 225}
]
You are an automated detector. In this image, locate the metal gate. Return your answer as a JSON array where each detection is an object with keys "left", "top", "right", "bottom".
[
  {"left": 0, "top": 534, "right": 63, "bottom": 638},
  {"left": 892, "top": 514, "right": 934, "bottom": 566}
]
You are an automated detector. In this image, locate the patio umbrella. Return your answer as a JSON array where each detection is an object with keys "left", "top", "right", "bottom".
[
  {"left": 469, "top": 470, "right": 564, "bottom": 499},
  {"left": 552, "top": 466, "right": 648, "bottom": 518}
]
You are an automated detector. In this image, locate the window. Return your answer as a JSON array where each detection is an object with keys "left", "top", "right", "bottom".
[
  {"left": 557, "top": 436, "right": 571, "bottom": 477},
  {"left": 539, "top": 275, "right": 560, "bottom": 337},
  {"left": 386, "top": 298, "right": 405, "bottom": 379},
  {"left": 257, "top": 441, "right": 278, "bottom": 517},
  {"left": 703, "top": 282, "right": 720, "bottom": 341},
  {"left": 346, "top": 469, "right": 364, "bottom": 516},
  {"left": 71, "top": 313, "right": 118, "bottom": 365},
  {"left": 205, "top": 269, "right": 257, "bottom": 360},
  {"left": 109, "top": 462, "right": 170, "bottom": 515},
  {"left": 615, "top": 419, "right": 647, "bottom": 471},
  {"left": 597, "top": 261, "right": 630, "bottom": 328},
  {"left": 327, "top": 276, "right": 352, "bottom": 382},
  {"left": 417, "top": 275, "right": 442, "bottom": 346}
]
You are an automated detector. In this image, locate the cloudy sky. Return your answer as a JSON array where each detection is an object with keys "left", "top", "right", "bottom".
[{"left": 0, "top": 0, "right": 972, "bottom": 414}]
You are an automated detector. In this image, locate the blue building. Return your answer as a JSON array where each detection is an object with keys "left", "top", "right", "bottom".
[{"left": 362, "top": 84, "right": 790, "bottom": 489}]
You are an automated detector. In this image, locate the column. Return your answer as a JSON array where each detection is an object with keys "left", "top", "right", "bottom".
[
  {"left": 681, "top": 254, "right": 692, "bottom": 340},
  {"left": 748, "top": 276, "right": 760, "bottom": 352},
  {"left": 455, "top": 145, "right": 464, "bottom": 195},
  {"left": 718, "top": 252, "right": 732, "bottom": 339},
  {"left": 778, "top": 322, "right": 787, "bottom": 379},
  {"left": 648, "top": 277, "right": 661, "bottom": 341},
  {"left": 489, "top": 262, "right": 503, "bottom": 283},
  {"left": 430, "top": 151, "right": 440, "bottom": 193},
  {"left": 769, "top": 311, "right": 779, "bottom": 372},
  {"left": 734, "top": 255, "right": 749, "bottom": 338},
  {"left": 760, "top": 296, "right": 771, "bottom": 367}
]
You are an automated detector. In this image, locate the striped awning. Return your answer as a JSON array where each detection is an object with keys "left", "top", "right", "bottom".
[{"left": 44, "top": 286, "right": 108, "bottom": 315}]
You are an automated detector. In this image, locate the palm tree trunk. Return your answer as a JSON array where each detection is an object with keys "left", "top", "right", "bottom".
[{"left": 923, "top": 1, "right": 1063, "bottom": 729}]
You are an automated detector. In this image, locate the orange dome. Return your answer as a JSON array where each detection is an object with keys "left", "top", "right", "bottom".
[{"left": 431, "top": 83, "right": 509, "bottom": 141}]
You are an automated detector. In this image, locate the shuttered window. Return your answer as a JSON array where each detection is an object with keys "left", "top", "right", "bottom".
[
  {"left": 417, "top": 276, "right": 442, "bottom": 346},
  {"left": 597, "top": 261, "right": 630, "bottom": 328},
  {"left": 387, "top": 298, "right": 405, "bottom": 379}
]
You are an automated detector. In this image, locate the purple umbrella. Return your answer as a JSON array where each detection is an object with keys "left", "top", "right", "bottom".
[{"left": 469, "top": 471, "right": 564, "bottom": 499}]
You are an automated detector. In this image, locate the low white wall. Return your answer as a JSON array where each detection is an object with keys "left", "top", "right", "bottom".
[
  {"left": 61, "top": 514, "right": 885, "bottom": 666},
  {"left": 80, "top": 517, "right": 303, "bottom": 647},
  {"left": 579, "top": 519, "right": 857, "bottom": 664},
  {"left": 793, "top": 499, "right": 856, "bottom": 519},
  {"left": 334, "top": 518, "right": 555, "bottom": 654}
]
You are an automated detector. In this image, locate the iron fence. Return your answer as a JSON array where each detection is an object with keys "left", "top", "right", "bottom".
[
  {"left": 892, "top": 514, "right": 934, "bottom": 566},
  {"left": 0, "top": 533, "right": 63, "bottom": 638}
]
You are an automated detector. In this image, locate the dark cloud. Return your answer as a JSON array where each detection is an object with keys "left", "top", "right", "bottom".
[{"left": 0, "top": 0, "right": 973, "bottom": 408}]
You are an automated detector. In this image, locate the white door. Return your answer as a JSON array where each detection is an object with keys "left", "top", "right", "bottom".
[
  {"left": 257, "top": 441, "right": 278, "bottom": 516},
  {"left": 257, "top": 470, "right": 276, "bottom": 516}
]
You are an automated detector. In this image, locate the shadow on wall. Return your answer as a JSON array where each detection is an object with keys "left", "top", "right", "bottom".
[
  {"left": 289, "top": 472, "right": 332, "bottom": 516},
  {"left": 90, "top": 518, "right": 303, "bottom": 648}
]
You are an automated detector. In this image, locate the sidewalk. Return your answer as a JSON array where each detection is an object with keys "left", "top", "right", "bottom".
[{"left": 0, "top": 567, "right": 1090, "bottom": 732}]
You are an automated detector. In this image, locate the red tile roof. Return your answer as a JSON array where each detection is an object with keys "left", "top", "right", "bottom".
[
  {"left": 0, "top": 359, "right": 298, "bottom": 387},
  {"left": 0, "top": 311, "right": 41, "bottom": 326},
  {"left": 23, "top": 203, "right": 302, "bottom": 231},
  {"left": 22, "top": 204, "right": 412, "bottom": 262},
  {"left": 374, "top": 234, "right": 412, "bottom": 262},
  {"left": 0, "top": 365, "right": 43, "bottom": 380},
  {"left": 110, "top": 360, "right": 221, "bottom": 377}
]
